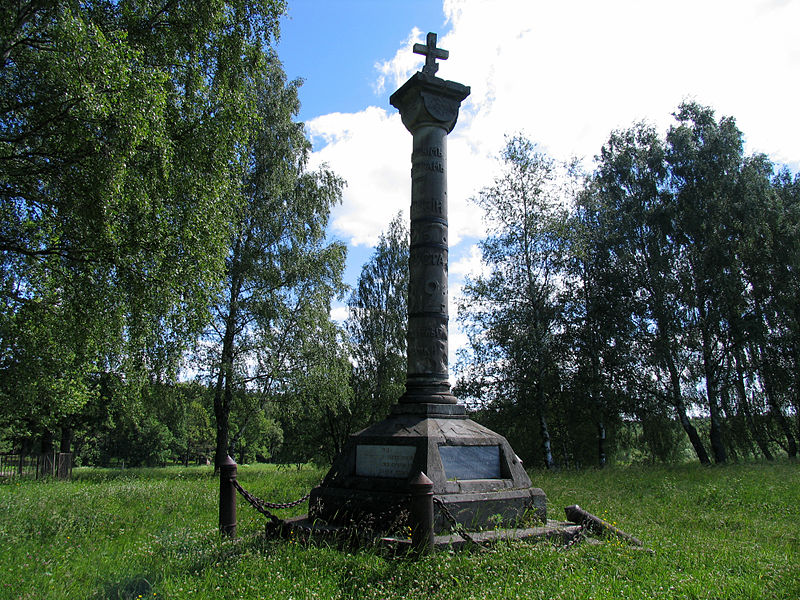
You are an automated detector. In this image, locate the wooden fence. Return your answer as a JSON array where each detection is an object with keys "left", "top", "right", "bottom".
[{"left": 0, "top": 452, "right": 73, "bottom": 479}]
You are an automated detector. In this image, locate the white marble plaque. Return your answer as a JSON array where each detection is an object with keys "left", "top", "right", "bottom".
[{"left": 355, "top": 445, "right": 416, "bottom": 478}]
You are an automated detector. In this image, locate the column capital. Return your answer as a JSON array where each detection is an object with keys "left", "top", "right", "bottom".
[{"left": 390, "top": 72, "right": 470, "bottom": 134}]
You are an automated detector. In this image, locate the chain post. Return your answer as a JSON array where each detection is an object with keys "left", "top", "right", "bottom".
[
  {"left": 219, "top": 455, "right": 237, "bottom": 537},
  {"left": 409, "top": 471, "right": 434, "bottom": 555}
]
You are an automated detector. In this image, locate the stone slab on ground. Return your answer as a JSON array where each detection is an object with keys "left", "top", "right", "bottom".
[
  {"left": 281, "top": 515, "right": 582, "bottom": 552},
  {"left": 427, "top": 521, "right": 583, "bottom": 550}
]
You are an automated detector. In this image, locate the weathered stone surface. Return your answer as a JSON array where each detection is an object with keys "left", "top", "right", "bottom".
[
  {"left": 390, "top": 72, "right": 470, "bottom": 134},
  {"left": 390, "top": 402, "right": 466, "bottom": 417},
  {"left": 440, "top": 445, "right": 501, "bottom": 479},
  {"left": 308, "top": 411, "right": 545, "bottom": 532},
  {"left": 413, "top": 32, "right": 449, "bottom": 76},
  {"left": 315, "top": 414, "right": 531, "bottom": 493},
  {"left": 434, "top": 488, "right": 547, "bottom": 531},
  {"left": 355, "top": 444, "right": 416, "bottom": 478},
  {"left": 283, "top": 515, "right": 581, "bottom": 552},
  {"left": 389, "top": 69, "right": 469, "bottom": 406}
]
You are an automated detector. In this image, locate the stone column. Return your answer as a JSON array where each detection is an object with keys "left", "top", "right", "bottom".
[{"left": 390, "top": 72, "right": 470, "bottom": 405}]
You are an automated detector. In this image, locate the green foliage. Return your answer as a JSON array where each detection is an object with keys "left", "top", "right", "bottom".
[
  {"left": 0, "top": 1, "right": 353, "bottom": 471},
  {"left": 277, "top": 321, "right": 354, "bottom": 463},
  {"left": 234, "top": 411, "right": 283, "bottom": 463},
  {"left": 593, "top": 102, "right": 799, "bottom": 463},
  {"left": 459, "top": 104, "right": 799, "bottom": 468},
  {"left": 0, "top": 0, "right": 289, "bottom": 451},
  {"left": 456, "top": 136, "right": 577, "bottom": 468},
  {"left": 1, "top": 462, "right": 798, "bottom": 598},
  {"left": 273, "top": 215, "right": 409, "bottom": 464},
  {"left": 199, "top": 50, "right": 347, "bottom": 466},
  {"left": 346, "top": 213, "right": 409, "bottom": 424}
]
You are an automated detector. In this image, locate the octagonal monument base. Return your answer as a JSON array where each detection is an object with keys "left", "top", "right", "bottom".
[{"left": 309, "top": 403, "right": 547, "bottom": 534}]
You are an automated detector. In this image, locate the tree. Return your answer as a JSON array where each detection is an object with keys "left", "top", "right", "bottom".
[
  {"left": 665, "top": 102, "right": 750, "bottom": 463},
  {"left": 731, "top": 164, "right": 800, "bottom": 459},
  {"left": 567, "top": 182, "right": 638, "bottom": 467},
  {"left": 456, "top": 136, "right": 574, "bottom": 468},
  {"left": 769, "top": 170, "right": 800, "bottom": 450},
  {"left": 586, "top": 103, "right": 798, "bottom": 463},
  {"left": 203, "top": 56, "right": 346, "bottom": 467},
  {"left": 277, "top": 317, "right": 353, "bottom": 463},
  {"left": 1, "top": 1, "right": 288, "bottom": 454},
  {"left": 345, "top": 213, "right": 409, "bottom": 426},
  {"left": 589, "top": 121, "right": 712, "bottom": 464}
]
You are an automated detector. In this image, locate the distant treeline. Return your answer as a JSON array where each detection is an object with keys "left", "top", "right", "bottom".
[
  {"left": 455, "top": 106, "right": 799, "bottom": 468},
  {"left": 1, "top": 3, "right": 797, "bottom": 469}
]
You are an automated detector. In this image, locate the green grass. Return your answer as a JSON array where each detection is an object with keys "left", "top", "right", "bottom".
[{"left": 1, "top": 461, "right": 798, "bottom": 599}]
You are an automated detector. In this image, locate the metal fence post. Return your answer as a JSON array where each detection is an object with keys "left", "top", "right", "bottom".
[
  {"left": 219, "top": 455, "right": 237, "bottom": 537},
  {"left": 409, "top": 471, "right": 434, "bottom": 555}
]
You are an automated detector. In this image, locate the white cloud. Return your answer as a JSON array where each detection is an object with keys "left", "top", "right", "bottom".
[
  {"left": 312, "top": 0, "right": 799, "bottom": 250},
  {"left": 309, "top": 0, "right": 800, "bottom": 376},
  {"left": 447, "top": 279, "right": 467, "bottom": 385},
  {"left": 450, "top": 243, "right": 485, "bottom": 278},
  {"left": 306, "top": 107, "right": 409, "bottom": 247},
  {"left": 373, "top": 27, "right": 426, "bottom": 95},
  {"left": 330, "top": 303, "right": 350, "bottom": 324},
  {"left": 438, "top": 0, "right": 800, "bottom": 167}
]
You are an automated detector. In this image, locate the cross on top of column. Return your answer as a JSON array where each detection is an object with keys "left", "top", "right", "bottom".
[{"left": 413, "top": 32, "right": 449, "bottom": 75}]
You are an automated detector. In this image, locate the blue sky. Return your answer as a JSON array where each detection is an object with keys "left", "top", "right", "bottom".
[
  {"left": 278, "top": 0, "right": 446, "bottom": 123},
  {"left": 275, "top": 0, "right": 800, "bottom": 378},
  {"left": 277, "top": 0, "right": 451, "bottom": 288}
]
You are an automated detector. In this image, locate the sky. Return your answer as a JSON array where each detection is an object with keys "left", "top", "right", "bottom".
[{"left": 277, "top": 0, "right": 800, "bottom": 380}]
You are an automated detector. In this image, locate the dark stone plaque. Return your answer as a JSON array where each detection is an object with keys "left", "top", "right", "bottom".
[
  {"left": 439, "top": 445, "right": 501, "bottom": 480},
  {"left": 355, "top": 444, "right": 416, "bottom": 478}
]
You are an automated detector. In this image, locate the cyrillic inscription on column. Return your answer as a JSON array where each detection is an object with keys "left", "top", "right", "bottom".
[{"left": 407, "top": 319, "right": 448, "bottom": 378}]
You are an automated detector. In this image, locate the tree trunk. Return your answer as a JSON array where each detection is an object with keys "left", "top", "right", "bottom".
[
  {"left": 539, "top": 410, "right": 554, "bottom": 469},
  {"left": 214, "top": 356, "right": 237, "bottom": 469},
  {"left": 699, "top": 320, "right": 727, "bottom": 463},
  {"left": 214, "top": 378, "right": 230, "bottom": 469},
  {"left": 793, "top": 339, "right": 800, "bottom": 447},
  {"left": 718, "top": 384, "right": 741, "bottom": 461},
  {"left": 755, "top": 344, "right": 798, "bottom": 458},
  {"left": 527, "top": 374, "right": 555, "bottom": 469},
  {"left": 707, "top": 391, "right": 727, "bottom": 464},
  {"left": 590, "top": 352, "right": 606, "bottom": 468},
  {"left": 665, "top": 351, "right": 710, "bottom": 464},
  {"left": 214, "top": 257, "right": 244, "bottom": 469},
  {"left": 762, "top": 375, "right": 798, "bottom": 458},
  {"left": 59, "top": 426, "right": 72, "bottom": 453},
  {"left": 733, "top": 351, "right": 773, "bottom": 460},
  {"left": 597, "top": 420, "right": 607, "bottom": 468},
  {"left": 535, "top": 382, "right": 554, "bottom": 469}
]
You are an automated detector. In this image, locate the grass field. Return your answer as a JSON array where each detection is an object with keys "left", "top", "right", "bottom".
[{"left": 1, "top": 460, "right": 798, "bottom": 599}]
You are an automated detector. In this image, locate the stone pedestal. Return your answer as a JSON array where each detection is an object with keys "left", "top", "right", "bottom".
[
  {"left": 309, "top": 408, "right": 546, "bottom": 532},
  {"left": 309, "top": 65, "right": 546, "bottom": 535}
]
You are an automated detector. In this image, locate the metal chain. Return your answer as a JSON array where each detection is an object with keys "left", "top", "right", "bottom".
[
  {"left": 432, "top": 496, "right": 482, "bottom": 547},
  {"left": 259, "top": 489, "right": 313, "bottom": 510},
  {"left": 231, "top": 479, "right": 287, "bottom": 526},
  {"left": 232, "top": 478, "right": 313, "bottom": 508},
  {"left": 232, "top": 480, "right": 487, "bottom": 550}
]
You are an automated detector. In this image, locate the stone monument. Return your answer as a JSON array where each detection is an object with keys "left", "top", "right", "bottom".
[{"left": 309, "top": 33, "right": 546, "bottom": 534}]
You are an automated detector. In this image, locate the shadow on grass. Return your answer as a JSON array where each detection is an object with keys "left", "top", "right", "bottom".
[{"left": 99, "top": 574, "right": 156, "bottom": 600}]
